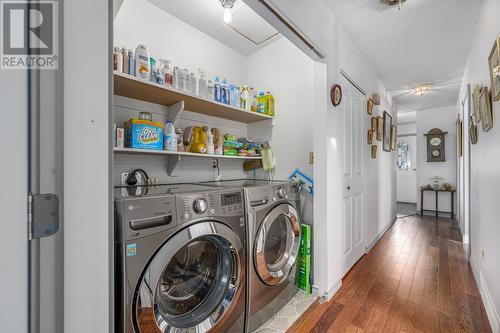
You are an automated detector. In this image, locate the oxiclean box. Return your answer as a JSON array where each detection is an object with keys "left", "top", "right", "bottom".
[{"left": 125, "top": 118, "right": 164, "bottom": 150}]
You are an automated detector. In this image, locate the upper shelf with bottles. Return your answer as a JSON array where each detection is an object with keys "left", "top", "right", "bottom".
[{"left": 114, "top": 72, "right": 274, "bottom": 124}]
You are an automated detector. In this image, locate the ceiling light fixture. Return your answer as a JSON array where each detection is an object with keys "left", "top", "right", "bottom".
[
  {"left": 381, "top": 0, "right": 407, "bottom": 10},
  {"left": 220, "top": 0, "right": 236, "bottom": 23},
  {"left": 414, "top": 83, "right": 432, "bottom": 96}
]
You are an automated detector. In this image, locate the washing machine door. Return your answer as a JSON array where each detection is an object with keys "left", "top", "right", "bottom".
[
  {"left": 254, "top": 203, "right": 301, "bottom": 286},
  {"left": 134, "top": 221, "right": 244, "bottom": 333}
]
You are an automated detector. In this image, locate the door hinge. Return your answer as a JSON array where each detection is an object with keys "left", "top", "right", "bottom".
[{"left": 28, "top": 193, "right": 60, "bottom": 240}]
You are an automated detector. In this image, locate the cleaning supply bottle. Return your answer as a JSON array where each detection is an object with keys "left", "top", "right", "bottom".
[
  {"left": 241, "top": 86, "right": 249, "bottom": 110},
  {"left": 190, "top": 126, "right": 208, "bottom": 154},
  {"left": 257, "top": 91, "right": 267, "bottom": 114},
  {"left": 173, "top": 66, "right": 179, "bottom": 89},
  {"left": 198, "top": 69, "right": 207, "bottom": 98},
  {"left": 250, "top": 87, "right": 258, "bottom": 112},
  {"left": 266, "top": 91, "right": 274, "bottom": 116},
  {"left": 190, "top": 72, "right": 197, "bottom": 94},
  {"left": 149, "top": 57, "right": 157, "bottom": 82},
  {"left": 214, "top": 77, "right": 222, "bottom": 102},
  {"left": 207, "top": 79, "right": 214, "bottom": 101},
  {"left": 134, "top": 44, "right": 150, "bottom": 80},
  {"left": 229, "top": 84, "right": 236, "bottom": 106},
  {"left": 235, "top": 86, "right": 241, "bottom": 109},
  {"left": 261, "top": 141, "right": 275, "bottom": 172},
  {"left": 128, "top": 49, "right": 135, "bottom": 76},
  {"left": 184, "top": 69, "right": 191, "bottom": 92},
  {"left": 159, "top": 59, "right": 173, "bottom": 86},
  {"left": 222, "top": 79, "right": 229, "bottom": 104},
  {"left": 206, "top": 130, "right": 214, "bottom": 155},
  {"left": 113, "top": 47, "right": 122, "bottom": 72},
  {"left": 164, "top": 121, "right": 177, "bottom": 151}
]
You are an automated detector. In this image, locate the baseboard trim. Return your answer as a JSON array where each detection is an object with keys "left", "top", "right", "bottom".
[
  {"left": 315, "top": 280, "right": 342, "bottom": 302},
  {"left": 365, "top": 216, "right": 397, "bottom": 253},
  {"left": 471, "top": 259, "right": 500, "bottom": 333}
]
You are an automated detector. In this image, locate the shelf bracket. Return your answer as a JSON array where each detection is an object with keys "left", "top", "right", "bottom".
[
  {"left": 167, "top": 155, "right": 181, "bottom": 176},
  {"left": 167, "top": 101, "right": 184, "bottom": 126}
]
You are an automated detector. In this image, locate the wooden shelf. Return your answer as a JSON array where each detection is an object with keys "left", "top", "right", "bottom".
[
  {"left": 114, "top": 72, "right": 274, "bottom": 123},
  {"left": 114, "top": 148, "right": 262, "bottom": 160}
]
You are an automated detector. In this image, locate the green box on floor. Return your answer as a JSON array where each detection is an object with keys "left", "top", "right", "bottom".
[{"left": 297, "top": 224, "right": 312, "bottom": 293}]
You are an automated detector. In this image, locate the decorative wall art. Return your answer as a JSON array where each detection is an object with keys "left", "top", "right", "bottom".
[
  {"left": 390, "top": 125, "right": 397, "bottom": 151},
  {"left": 456, "top": 116, "right": 463, "bottom": 158},
  {"left": 469, "top": 116, "right": 478, "bottom": 145},
  {"left": 424, "top": 128, "right": 447, "bottom": 162},
  {"left": 480, "top": 86, "right": 493, "bottom": 132},
  {"left": 367, "top": 98, "right": 374, "bottom": 115},
  {"left": 372, "top": 93, "right": 381, "bottom": 105},
  {"left": 371, "top": 145, "right": 378, "bottom": 159},
  {"left": 376, "top": 116, "right": 383, "bottom": 141},
  {"left": 331, "top": 84, "right": 342, "bottom": 107},
  {"left": 382, "top": 111, "right": 392, "bottom": 152},
  {"left": 371, "top": 117, "right": 377, "bottom": 132},
  {"left": 473, "top": 85, "right": 482, "bottom": 123},
  {"left": 367, "top": 130, "right": 373, "bottom": 144},
  {"left": 488, "top": 37, "right": 500, "bottom": 101}
]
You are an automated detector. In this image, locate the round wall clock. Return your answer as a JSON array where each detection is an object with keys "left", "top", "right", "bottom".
[{"left": 331, "top": 84, "right": 342, "bottom": 107}]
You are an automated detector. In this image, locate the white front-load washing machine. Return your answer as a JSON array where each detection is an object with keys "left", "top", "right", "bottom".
[
  {"left": 201, "top": 179, "right": 302, "bottom": 332},
  {"left": 114, "top": 184, "right": 246, "bottom": 333}
]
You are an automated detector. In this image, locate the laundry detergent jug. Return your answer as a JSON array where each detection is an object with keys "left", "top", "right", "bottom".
[{"left": 190, "top": 126, "right": 208, "bottom": 154}]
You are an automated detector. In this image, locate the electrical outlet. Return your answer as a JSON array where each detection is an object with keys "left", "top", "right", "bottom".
[{"left": 212, "top": 159, "right": 219, "bottom": 168}]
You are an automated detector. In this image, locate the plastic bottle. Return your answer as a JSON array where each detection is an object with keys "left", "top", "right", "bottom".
[
  {"left": 206, "top": 131, "right": 214, "bottom": 155},
  {"left": 150, "top": 57, "right": 157, "bottom": 82},
  {"left": 198, "top": 69, "right": 207, "bottom": 98},
  {"left": 184, "top": 69, "right": 191, "bottom": 92},
  {"left": 178, "top": 68, "right": 186, "bottom": 91},
  {"left": 190, "top": 72, "right": 197, "bottom": 94},
  {"left": 266, "top": 91, "right": 274, "bottom": 116},
  {"left": 257, "top": 91, "right": 267, "bottom": 114},
  {"left": 222, "top": 79, "right": 229, "bottom": 104},
  {"left": 173, "top": 66, "right": 179, "bottom": 89},
  {"left": 159, "top": 59, "right": 173, "bottom": 86},
  {"left": 229, "top": 84, "right": 236, "bottom": 106},
  {"left": 235, "top": 86, "right": 241, "bottom": 109},
  {"left": 214, "top": 77, "right": 222, "bottom": 102},
  {"left": 164, "top": 121, "right": 178, "bottom": 151},
  {"left": 121, "top": 47, "right": 128, "bottom": 74},
  {"left": 241, "top": 86, "right": 249, "bottom": 110},
  {"left": 207, "top": 80, "right": 214, "bottom": 101},
  {"left": 128, "top": 49, "right": 135, "bottom": 76},
  {"left": 134, "top": 45, "right": 150, "bottom": 80},
  {"left": 249, "top": 87, "right": 258, "bottom": 112},
  {"left": 113, "top": 47, "right": 122, "bottom": 72}
]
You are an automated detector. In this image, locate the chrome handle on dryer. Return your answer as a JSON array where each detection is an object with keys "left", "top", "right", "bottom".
[
  {"left": 129, "top": 214, "right": 172, "bottom": 231},
  {"left": 229, "top": 246, "right": 240, "bottom": 287},
  {"left": 250, "top": 199, "right": 268, "bottom": 207}
]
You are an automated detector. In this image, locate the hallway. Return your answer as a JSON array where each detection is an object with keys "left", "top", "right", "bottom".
[{"left": 290, "top": 215, "right": 491, "bottom": 332}]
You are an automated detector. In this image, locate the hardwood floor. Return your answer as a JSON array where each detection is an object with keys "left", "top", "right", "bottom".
[{"left": 289, "top": 215, "right": 492, "bottom": 333}]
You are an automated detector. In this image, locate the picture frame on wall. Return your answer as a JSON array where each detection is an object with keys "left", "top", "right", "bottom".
[
  {"left": 469, "top": 116, "right": 478, "bottom": 145},
  {"left": 480, "top": 86, "right": 493, "bottom": 132},
  {"left": 457, "top": 115, "right": 463, "bottom": 158},
  {"left": 367, "top": 98, "right": 374, "bottom": 115},
  {"left": 473, "top": 85, "right": 482, "bottom": 124},
  {"left": 488, "top": 37, "right": 500, "bottom": 101},
  {"left": 371, "top": 117, "right": 377, "bottom": 132},
  {"left": 367, "top": 130, "right": 373, "bottom": 144},
  {"left": 376, "top": 116, "right": 383, "bottom": 141},
  {"left": 371, "top": 145, "right": 377, "bottom": 159},
  {"left": 382, "top": 111, "right": 392, "bottom": 152},
  {"left": 390, "top": 125, "right": 397, "bottom": 151}
]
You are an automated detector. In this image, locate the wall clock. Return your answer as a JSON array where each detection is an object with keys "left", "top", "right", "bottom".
[
  {"left": 331, "top": 84, "right": 342, "bottom": 107},
  {"left": 424, "top": 128, "right": 447, "bottom": 162}
]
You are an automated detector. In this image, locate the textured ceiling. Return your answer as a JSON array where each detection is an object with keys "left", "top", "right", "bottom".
[
  {"left": 326, "top": 0, "right": 482, "bottom": 112},
  {"left": 147, "top": 0, "right": 280, "bottom": 56}
]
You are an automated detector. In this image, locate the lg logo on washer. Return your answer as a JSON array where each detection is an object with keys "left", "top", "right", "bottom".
[{"left": 1, "top": 0, "right": 58, "bottom": 69}]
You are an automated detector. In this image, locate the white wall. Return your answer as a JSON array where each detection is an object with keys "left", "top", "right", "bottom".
[
  {"left": 64, "top": 0, "right": 112, "bottom": 332},
  {"left": 246, "top": 37, "right": 315, "bottom": 225},
  {"left": 459, "top": 0, "right": 500, "bottom": 330},
  {"left": 416, "top": 106, "right": 457, "bottom": 214},
  {"left": 398, "top": 122, "right": 417, "bottom": 136}
]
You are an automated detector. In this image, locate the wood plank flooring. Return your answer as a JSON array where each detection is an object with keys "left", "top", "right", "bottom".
[{"left": 288, "top": 215, "right": 492, "bottom": 333}]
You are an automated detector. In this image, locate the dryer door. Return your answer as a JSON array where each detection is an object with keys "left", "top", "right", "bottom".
[
  {"left": 254, "top": 204, "right": 301, "bottom": 286},
  {"left": 134, "top": 221, "right": 244, "bottom": 333}
]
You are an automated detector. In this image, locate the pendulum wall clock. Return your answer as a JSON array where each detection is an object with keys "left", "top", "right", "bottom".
[{"left": 424, "top": 128, "right": 447, "bottom": 162}]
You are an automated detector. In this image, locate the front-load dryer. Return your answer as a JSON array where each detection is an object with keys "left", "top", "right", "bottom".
[
  {"left": 114, "top": 184, "right": 246, "bottom": 333},
  {"left": 200, "top": 179, "right": 302, "bottom": 332}
]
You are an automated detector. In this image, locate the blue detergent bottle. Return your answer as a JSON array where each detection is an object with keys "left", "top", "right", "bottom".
[
  {"left": 214, "top": 77, "right": 221, "bottom": 102},
  {"left": 222, "top": 79, "right": 229, "bottom": 104}
]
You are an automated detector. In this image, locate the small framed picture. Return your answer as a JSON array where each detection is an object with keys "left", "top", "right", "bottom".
[
  {"left": 480, "top": 86, "right": 493, "bottom": 132},
  {"left": 331, "top": 84, "right": 342, "bottom": 107},
  {"left": 371, "top": 145, "right": 378, "bottom": 159},
  {"left": 367, "top": 130, "right": 373, "bottom": 144},
  {"left": 382, "top": 111, "right": 392, "bottom": 152},
  {"left": 376, "top": 116, "right": 383, "bottom": 141},
  {"left": 390, "top": 125, "right": 397, "bottom": 151},
  {"left": 371, "top": 117, "right": 377, "bottom": 132},
  {"left": 473, "top": 85, "right": 482, "bottom": 124},
  {"left": 469, "top": 116, "right": 478, "bottom": 145},
  {"left": 367, "top": 98, "right": 374, "bottom": 115},
  {"left": 488, "top": 37, "right": 500, "bottom": 101}
]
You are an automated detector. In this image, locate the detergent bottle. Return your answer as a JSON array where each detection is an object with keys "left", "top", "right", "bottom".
[
  {"left": 266, "top": 91, "right": 274, "bottom": 117},
  {"left": 257, "top": 92, "right": 267, "bottom": 114},
  {"left": 214, "top": 77, "right": 221, "bottom": 102},
  {"left": 190, "top": 126, "right": 208, "bottom": 154}
]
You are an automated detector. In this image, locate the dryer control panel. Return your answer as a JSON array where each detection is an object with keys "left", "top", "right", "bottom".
[
  {"left": 245, "top": 184, "right": 300, "bottom": 213},
  {"left": 178, "top": 189, "right": 244, "bottom": 221}
]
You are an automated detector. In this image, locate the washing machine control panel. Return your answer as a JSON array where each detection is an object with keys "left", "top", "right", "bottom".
[{"left": 178, "top": 190, "right": 243, "bottom": 221}]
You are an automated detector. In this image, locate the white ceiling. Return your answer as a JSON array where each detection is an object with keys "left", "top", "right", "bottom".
[
  {"left": 146, "top": 0, "right": 281, "bottom": 56},
  {"left": 326, "top": 0, "right": 482, "bottom": 112}
]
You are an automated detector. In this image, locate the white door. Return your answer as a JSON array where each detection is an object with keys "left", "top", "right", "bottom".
[
  {"left": 341, "top": 74, "right": 366, "bottom": 276},
  {"left": 396, "top": 136, "right": 417, "bottom": 203}
]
